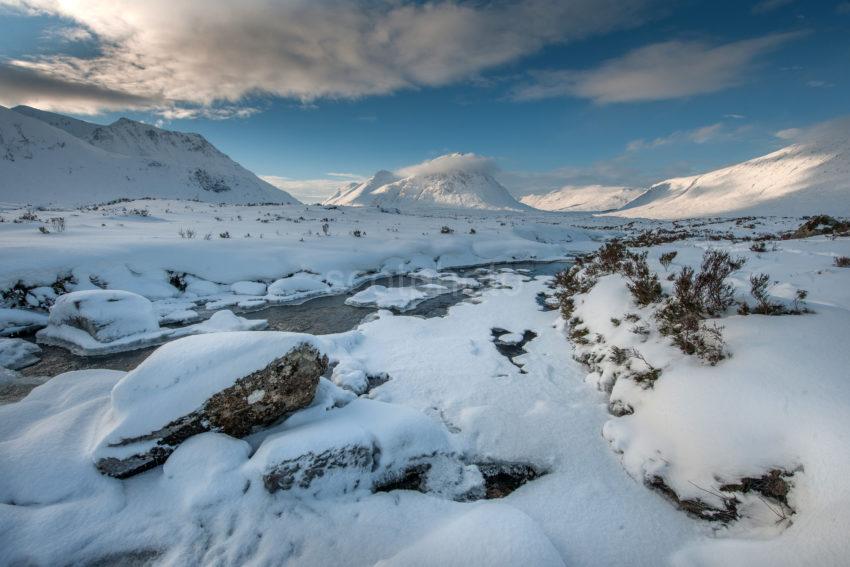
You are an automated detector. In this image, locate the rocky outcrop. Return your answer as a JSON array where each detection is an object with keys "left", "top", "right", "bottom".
[{"left": 96, "top": 343, "right": 327, "bottom": 478}]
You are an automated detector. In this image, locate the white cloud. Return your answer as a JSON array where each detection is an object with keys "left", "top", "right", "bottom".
[
  {"left": 0, "top": 0, "right": 656, "bottom": 115},
  {"left": 774, "top": 127, "right": 802, "bottom": 140},
  {"left": 512, "top": 32, "right": 804, "bottom": 104},
  {"left": 626, "top": 122, "right": 735, "bottom": 152},
  {"left": 396, "top": 153, "right": 497, "bottom": 177}
]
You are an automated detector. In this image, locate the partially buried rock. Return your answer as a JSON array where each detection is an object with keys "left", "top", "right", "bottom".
[{"left": 94, "top": 331, "right": 327, "bottom": 478}]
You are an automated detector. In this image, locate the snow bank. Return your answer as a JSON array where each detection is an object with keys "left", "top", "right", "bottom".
[{"left": 376, "top": 504, "right": 566, "bottom": 567}]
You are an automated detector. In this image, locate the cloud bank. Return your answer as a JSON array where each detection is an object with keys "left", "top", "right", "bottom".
[
  {"left": 396, "top": 153, "right": 498, "bottom": 178},
  {"left": 0, "top": 0, "right": 655, "bottom": 115}
]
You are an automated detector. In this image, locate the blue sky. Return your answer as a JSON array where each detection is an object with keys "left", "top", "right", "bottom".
[{"left": 0, "top": 0, "right": 848, "bottom": 201}]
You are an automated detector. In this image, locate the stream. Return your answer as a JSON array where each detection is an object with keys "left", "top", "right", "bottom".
[{"left": 6, "top": 261, "right": 571, "bottom": 403}]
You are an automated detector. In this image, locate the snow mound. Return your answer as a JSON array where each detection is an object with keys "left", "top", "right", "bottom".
[
  {"left": 324, "top": 153, "right": 528, "bottom": 211},
  {"left": 376, "top": 504, "right": 565, "bottom": 567},
  {"left": 521, "top": 185, "right": 645, "bottom": 212},
  {"left": 1, "top": 105, "right": 298, "bottom": 207},
  {"left": 613, "top": 116, "right": 850, "bottom": 218},
  {"left": 46, "top": 289, "right": 160, "bottom": 342}
]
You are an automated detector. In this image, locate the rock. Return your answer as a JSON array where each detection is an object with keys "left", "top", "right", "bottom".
[
  {"left": 0, "top": 338, "right": 42, "bottom": 370},
  {"left": 45, "top": 290, "right": 160, "bottom": 343},
  {"left": 95, "top": 334, "right": 327, "bottom": 478},
  {"left": 249, "top": 398, "right": 473, "bottom": 498}
]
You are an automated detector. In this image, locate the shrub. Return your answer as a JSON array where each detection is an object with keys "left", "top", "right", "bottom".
[
  {"left": 440, "top": 226, "right": 454, "bottom": 234},
  {"left": 655, "top": 249, "right": 744, "bottom": 362},
  {"left": 659, "top": 250, "right": 677, "bottom": 271},
  {"left": 624, "top": 251, "right": 663, "bottom": 306},
  {"left": 835, "top": 256, "right": 850, "bottom": 267},
  {"left": 750, "top": 241, "right": 768, "bottom": 253},
  {"left": 749, "top": 273, "right": 780, "bottom": 315},
  {"left": 219, "top": 231, "right": 231, "bottom": 239}
]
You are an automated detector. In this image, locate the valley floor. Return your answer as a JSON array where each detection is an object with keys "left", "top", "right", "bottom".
[{"left": 1, "top": 201, "right": 849, "bottom": 566}]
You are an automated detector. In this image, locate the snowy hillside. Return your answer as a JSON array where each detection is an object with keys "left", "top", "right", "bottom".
[
  {"left": 613, "top": 118, "right": 850, "bottom": 219},
  {"left": 521, "top": 185, "right": 645, "bottom": 212},
  {"left": 0, "top": 106, "right": 297, "bottom": 207},
  {"left": 324, "top": 153, "right": 528, "bottom": 211}
]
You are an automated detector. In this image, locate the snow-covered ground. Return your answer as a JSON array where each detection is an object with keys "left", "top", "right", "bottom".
[{"left": 1, "top": 200, "right": 849, "bottom": 566}]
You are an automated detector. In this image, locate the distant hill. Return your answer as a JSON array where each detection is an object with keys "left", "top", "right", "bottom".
[
  {"left": 612, "top": 117, "right": 850, "bottom": 219},
  {"left": 324, "top": 153, "right": 528, "bottom": 211},
  {"left": 0, "top": 105, "right": 298, "bottom": 207},
  {"left": 521, "top": 185, "right": 645, "bottom": 212}
]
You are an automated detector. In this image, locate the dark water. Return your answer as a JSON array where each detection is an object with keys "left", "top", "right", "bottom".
[{"left": 17, "top": 260, "right": 571, "bottom": 382}]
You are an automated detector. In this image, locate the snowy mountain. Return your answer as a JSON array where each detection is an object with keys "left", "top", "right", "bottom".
[
  {"left": 324, "top": 153, "right": 527, "bottom": 211},
  {"left": 520, "top": 185, "right": 645, "bottom": 212},
  {"left": 0, "top": 106, "right": 297, "bottom": 207},
  {"left": 613, "top": 118, "right": 850, "bottom": 219}
]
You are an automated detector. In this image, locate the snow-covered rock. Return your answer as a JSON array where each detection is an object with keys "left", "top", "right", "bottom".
[
  {"left": 345, "top": 285, "right": 430, "bottom": 310},
  {"left": 94, "top": 332, "right": 328, "bottom": 478},
  {"left": 36, "top": 289, "right": 266, "bottom": 355},
  {"left": 521, "top": 185, "right": 645, "bottom": 212},
  {"left": 613, "top": 117, "right": 850, "bottom": 218},
  {"left": 248, "top": 398, "right": 474, "bottom": 498},
  {"left": 324, "top": 153, "right": 528, "bottom": 211},
  {"left": 1, "top": 105, "right": 298, "bottom": 207},
  {"left": 0, "top": 338, "right": 41, "bottom": 370},
  {"left": 0, "top": 308, "right": 48, "bottom": 336},
  {"left": 267, "top": 273, "right": 330, "bottom": 298},
  {"left": 45, "top": 290, "right": 160, "bottom": 343},
  {"left": 230, "top": 280, "right": 267, "bottom": 296}
]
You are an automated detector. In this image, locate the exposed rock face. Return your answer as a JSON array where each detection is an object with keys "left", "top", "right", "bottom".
[
  {"left": 264, "top": 443, "right": 378, "bottom": 493},
  {"left": 96, "top": 344, "right": 327, "bottom": 478}
]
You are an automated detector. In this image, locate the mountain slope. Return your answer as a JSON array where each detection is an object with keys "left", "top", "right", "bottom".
[
  {"left": 1, "top": 106, "right": 297, "bottom": 207},
  {"left": 521, "top": 185, "right": 645, "bottom": 212},
  {"left": 324, "top": 154, "right": 527, "bottom": 211},
  {"left": 613, "top": 118, "right": 850, "bottom": 219}
]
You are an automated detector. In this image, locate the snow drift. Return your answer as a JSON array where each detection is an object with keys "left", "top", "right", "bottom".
[{"left": 0, "top": 105, "right": 298, "bottom": 207}]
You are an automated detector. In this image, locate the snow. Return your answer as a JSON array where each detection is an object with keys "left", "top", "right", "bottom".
[
  {"left": 246, "top": 398, "right": 463, "bottom": 498},
  {"left": 37, "top": 298, "right": 266, "bottom": 356},
  {"left": 324, "top": 153, "right": 528, "bottom": 211},
  {"left": 376, "top": 504, "right": 566, "bottom": 567},
  {"left": 613, "top": 117, "right": 850, "bottom": 218},
  {"left": 0, "top": 308, "right": 48, "bottom": 336},
  {"left": 345, "top": 285, "right": 430, "bottom": 310},
  {"left": 521, "top": 185, "right": 646, "bottom": 212},
  {"left": 0, "top": 338, "right": 41, "bottom": 370},
  {"left": 0, "top": 105, "right": 297, "bottom": 207},
  {"left": 45, "top": 289, "right": 160, "bottom": 342}
]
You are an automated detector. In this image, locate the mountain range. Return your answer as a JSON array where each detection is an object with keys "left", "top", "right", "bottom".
[{"left": 0, "top": 105, "right": 297, "bottom": 207}]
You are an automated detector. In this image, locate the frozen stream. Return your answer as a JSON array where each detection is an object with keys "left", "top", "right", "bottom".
[{"left": 8, "top": 261, "right": 571, "bottom": 399}]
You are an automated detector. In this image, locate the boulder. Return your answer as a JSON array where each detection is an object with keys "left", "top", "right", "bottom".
[
  {"left": 248, "top": 398, "right": 476, "bottom": 498},
  {"left": 45, "top": 290, "right": 160, "bottom": 343},
  {"left": 94, "top": 332, "right": 327, "bottom": 478},
  {"left": 0, "top": 338, "right": 42, "bottom": 370}
]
